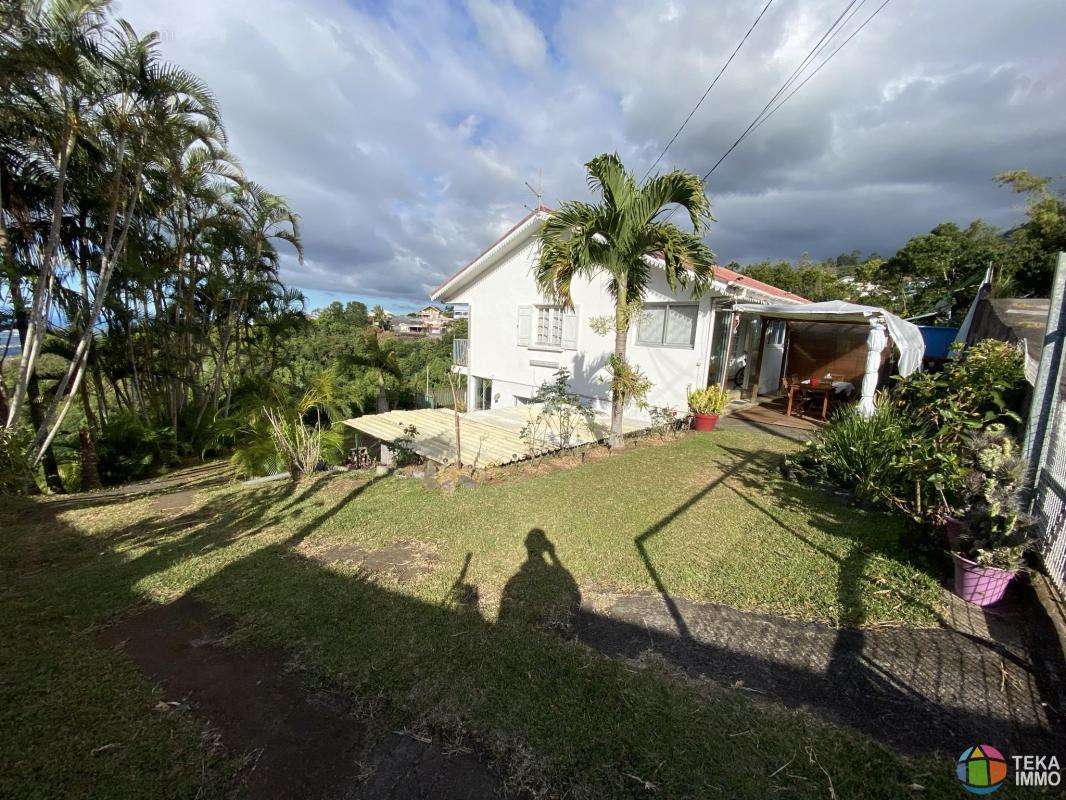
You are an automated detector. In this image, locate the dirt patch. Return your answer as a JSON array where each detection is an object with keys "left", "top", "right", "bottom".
[
  {"left": 303, "top": 539, "right": 441, "bottom": 584},
  {"left": 99, "top": 595, "right": 501, "bottom": 799},
  {"left": 150, "top": 489, "right": 199, "bottom": 514},
  {"left": 357, "top": 733, "right": 503, "bottom": 800}
]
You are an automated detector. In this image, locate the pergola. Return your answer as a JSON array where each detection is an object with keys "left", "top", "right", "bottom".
[{"left": 732, "top": 300, "right": 925, "bottom": 417}]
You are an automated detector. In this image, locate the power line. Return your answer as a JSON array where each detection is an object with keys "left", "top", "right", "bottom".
[
  {"left": 748, "top": 0, "right": 894, "bottom": 138},
  {"left": 640, "top": 0, "right": 776, "bottom": 182},
  {"left": 700, "top": 0, "right": 866, "bottom": 181}
]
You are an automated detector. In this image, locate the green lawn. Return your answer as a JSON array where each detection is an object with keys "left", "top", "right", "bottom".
[{"left": 1, "top": 428, "right": 958, "bottom": 798}]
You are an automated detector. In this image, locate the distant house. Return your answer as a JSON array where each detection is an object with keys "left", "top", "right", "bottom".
[
  {"left": 390, "top": 315, "right": 427, "bottom": 336},
  {"left": 415, "top": 305, "right": 447, "bottom": 325},
  {"left": 431, "top": 207, "right": 805, "bottom": 415}
]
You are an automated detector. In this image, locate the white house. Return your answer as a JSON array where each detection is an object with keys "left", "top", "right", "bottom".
[{"left": 431, "top": 207, "right": 806, "bottom": 417}]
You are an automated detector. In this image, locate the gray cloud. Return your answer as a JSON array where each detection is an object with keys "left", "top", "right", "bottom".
[{"left": 117, "top": 0, "right": 1066, "bottom": 302}]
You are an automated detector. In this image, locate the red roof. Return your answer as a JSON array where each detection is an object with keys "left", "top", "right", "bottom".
[
  {"left": 432, "top": 207, "right": 807, "bottom": 304},
  {"left": 712, "top": 264, "right": 808, "bottom": 303}
]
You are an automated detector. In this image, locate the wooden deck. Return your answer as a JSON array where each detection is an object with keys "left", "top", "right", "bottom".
[
  {"left": 725, "top": 397, "right": 826, "bottom": 432},
  {"left": 343, "top": 404, "right": 652, "bottom": 468}
]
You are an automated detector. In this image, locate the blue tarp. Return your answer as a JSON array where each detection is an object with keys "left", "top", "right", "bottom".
[{"left": 917, "top": 326, "right": 959, "bottom": 359}]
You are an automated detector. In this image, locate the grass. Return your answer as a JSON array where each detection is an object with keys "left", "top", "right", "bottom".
[{"left": 0, "top": 428, "right": 960, "bottom": 798}]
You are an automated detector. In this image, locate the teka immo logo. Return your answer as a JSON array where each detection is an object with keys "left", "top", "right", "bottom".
[
  {"left": 956, "top": 745, "right": 1008, "bottom": 795},
  {"left": 955, "top": 744, "right": 1062, "bottom": 793}
]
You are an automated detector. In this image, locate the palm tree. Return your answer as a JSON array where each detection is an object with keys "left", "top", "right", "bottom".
[
  {"left": 534, "top": 153, "right": 715, "bottom": 448},
  {"left": 370, "top": 304, "right": 389, "bottom": 330},
  {"left": 344, "top": 330, "right": 401, "bottom": 413}
]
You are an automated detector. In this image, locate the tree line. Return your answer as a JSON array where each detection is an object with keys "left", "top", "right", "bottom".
[
  {"left": 738, "top": 171, "right": 1066, "bottom": 323},
  {"left": 0, "top": 2, "right": 461, "bottom": 493}
]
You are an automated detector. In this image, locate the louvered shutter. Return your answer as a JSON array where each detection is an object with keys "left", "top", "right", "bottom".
[
  {"left": 561, "top": 308, "right": 578, "bottom": 350},
  {"left": 517, "top": 305, "right": 533, "bottom": 346}
]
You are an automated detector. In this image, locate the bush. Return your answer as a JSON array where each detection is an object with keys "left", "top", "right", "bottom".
[
  {"left": 889, "top": 338, "right": 1028, "bottom": 510},
  {"left": 96, "top": 411, "right": 177, "bottom": 486},
  {"left": 520, "top": 369, "right": 596, "bottom": 456},
  {"left": 0, "top": 426, "right": 35, "bottom": 494},
  {"left": 789, "top": 403, "right": 911, "bottom": 507},
  {"left": 790, "top": 339, "right": 1029, "bottom": 518}
]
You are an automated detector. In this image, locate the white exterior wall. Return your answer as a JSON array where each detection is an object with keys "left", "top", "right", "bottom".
[{"left": 447, "top": 236, "right": 717, "bottom": 419}]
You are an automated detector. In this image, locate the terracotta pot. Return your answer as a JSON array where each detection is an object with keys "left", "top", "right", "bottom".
[
  {"left": 952, "top": 553, "right": 1016, "bottom": 606},
  {"left": 692, "top": 413, "right": 719, "bottom": 432}
]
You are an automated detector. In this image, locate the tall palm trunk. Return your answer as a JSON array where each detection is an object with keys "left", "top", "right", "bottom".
[
  {"left": 32, "top": 147, "right": 140, "bottom": 465},
  {"left": 78, "top": 379, "right": 101, "bottom": 490},
  {"left": 609, "top": 296, "right": 629, "bottom": 450},
  {"left": 7, "top": 117, "right": 76, "bottom": 428},
  {"left": 376, "top": 373, "right": 389, "bottom": 413}
]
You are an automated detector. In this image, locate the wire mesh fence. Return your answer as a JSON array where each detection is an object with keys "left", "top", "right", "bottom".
[
  {"left": 1033, "top": 400, "right": 1066, "bottom": 593},
  {"left": 1026, "top": 253, "right": 1066, "bottom": 594}
]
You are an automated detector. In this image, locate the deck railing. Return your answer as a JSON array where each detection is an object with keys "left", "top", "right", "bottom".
[{"left": 452, "top": 338, "right": 468, "bottom": 367}]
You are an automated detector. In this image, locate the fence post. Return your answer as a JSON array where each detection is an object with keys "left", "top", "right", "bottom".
[{"left": 1023, "top": 252, "right": 1066, "bottom": 501}]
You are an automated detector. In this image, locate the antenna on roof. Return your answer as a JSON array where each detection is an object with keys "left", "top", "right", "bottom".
[{"left": 522, "top": 169, "right": 544, "bottom": 211}]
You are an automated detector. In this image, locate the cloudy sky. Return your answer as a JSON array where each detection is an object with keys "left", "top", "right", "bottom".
[{"left": 117, "top": 0, "right": 1066, "bottom": 311}]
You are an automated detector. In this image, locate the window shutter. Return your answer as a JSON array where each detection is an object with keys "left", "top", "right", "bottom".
[
  {"left": 562, "top": 308, "right": 578, "bottom": 350},
  {"left": 517, "top": 305, "right": 533, "bottom": 346}
]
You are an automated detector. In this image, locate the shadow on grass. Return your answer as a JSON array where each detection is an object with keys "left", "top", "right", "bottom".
[{"left": 5, "top": 454, "right": 1064, "bottom": 798}]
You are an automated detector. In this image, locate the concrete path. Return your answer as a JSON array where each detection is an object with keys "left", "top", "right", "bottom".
[{"left": 575, "top": 583, "right": 1065, "bottom": 756}]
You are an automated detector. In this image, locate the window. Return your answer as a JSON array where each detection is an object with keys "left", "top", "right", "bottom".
[
  {"left": 517, "top": 305, "right": 577, "bottom": 349},
  {"left": 536, "top": 306, "right": 564, "bottom": 347},
  {"left": 637, "top": 303, "right": 698, "bottom": 347},
  {"left": 474, "top": 377, "right": 493, "bottom": 410}
]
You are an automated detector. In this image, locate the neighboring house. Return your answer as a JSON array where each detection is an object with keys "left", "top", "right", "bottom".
[
  {"left": 431, "top": 208, "right": 805, "bottom": 416},
  {"left": 415, "top": 304, "right": 448, "bottom": 330},
  {"left": 391, "top": 315, "right": 427, "bottom": 336}
]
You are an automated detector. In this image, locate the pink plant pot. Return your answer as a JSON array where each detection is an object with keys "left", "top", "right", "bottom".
[
  {"left": 692, "top": 413, "right": 719, "bottom": 432},
  {"left": 952, "top": 553, "right": 1016, "bottom": 607},
  {"left": 942, "top": 516, "right": 967, "bottom": 549}
]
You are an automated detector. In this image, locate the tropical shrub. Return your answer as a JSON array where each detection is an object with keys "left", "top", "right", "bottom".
[
  {"left": 96, "top": 411, "right": 177, "bottom": 486},
  {"left": 790, "top": 339, "right": 1028, "bottom": 518},
  {"left": 889, "top": 338, "right": 1028, "bottom": 510},
  {"left": 264, "top": 409, "right": 344, "bottom": 480},
  {"left": 789, "top": 403, "right": 911, "bottom": 507},
  {"left": 229, "top": 369, "right": 345, "bottom": 479},
  {"left": 687, "top": 386, "right": 728, "bottom": 416},
  {"left": 0, "top": 426, "right": 35, "bottom": 494}
]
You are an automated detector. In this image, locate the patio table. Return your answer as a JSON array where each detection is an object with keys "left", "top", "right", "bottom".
[{"left": 785, "top": 380, "right": 855, "bottom": 420}]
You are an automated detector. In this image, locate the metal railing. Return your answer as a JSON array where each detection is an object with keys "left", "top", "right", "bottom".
[{"left": 453, "top": 338, "right": 468, "bottom": 367}]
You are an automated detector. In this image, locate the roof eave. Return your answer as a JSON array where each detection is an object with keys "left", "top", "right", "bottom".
[{"left": 431, "top": 207, "right": 550, "bottom": 302}]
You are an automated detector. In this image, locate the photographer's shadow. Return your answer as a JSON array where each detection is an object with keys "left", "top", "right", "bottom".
[{"left": 497, "top": 529, "right": 581, "bottom": 632}]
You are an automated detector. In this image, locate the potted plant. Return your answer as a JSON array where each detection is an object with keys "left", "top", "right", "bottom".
[
  {"left": 687, "top": 386, "right": 727, "bottom": 432},
  {"left": 950, "top": 426, "right": 1032, "bottom": 606}
]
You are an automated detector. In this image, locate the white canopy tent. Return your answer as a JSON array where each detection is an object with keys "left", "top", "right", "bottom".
[{"left": 732, "top": 300, "right": 925, "bottom": 417}]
